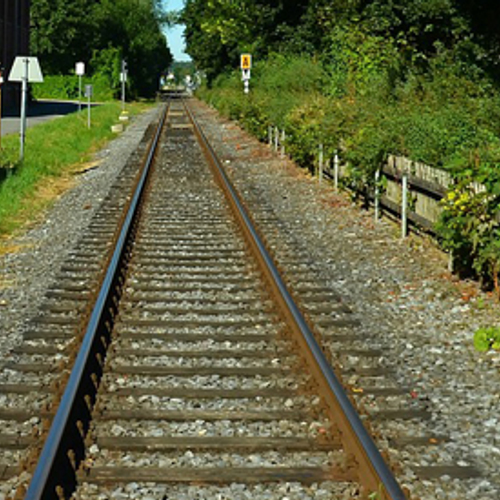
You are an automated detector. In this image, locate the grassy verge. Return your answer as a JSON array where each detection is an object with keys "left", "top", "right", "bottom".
[{"left": 0, "top": 100, "right": 155, "bottom": 238}]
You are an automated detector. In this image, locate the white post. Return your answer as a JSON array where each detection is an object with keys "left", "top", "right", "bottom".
[
  {"left": 334, "top": 152, "right": 339, "bottom": 191},
  {"left": 268, "top": 126, "right": 272, "bottom": 146},
  {"left": 318, "top": 143, "right": 324, "bottom": 183},
  {"left": 401, "top": 172, "right": 408, "bottom": 238},
  {"left": 19, "top": 58, "right": 29, "bottom": 161},
  {"left": 280, "top": 130, "right": 285, "bottom": 158},
  {"left": 374, "top": 168, "right": 380, "bottom": 222},
  {"left": 274, "top": 126, "right": 279, "bottom": 152}
]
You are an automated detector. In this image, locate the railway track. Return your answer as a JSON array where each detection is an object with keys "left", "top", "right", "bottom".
[{"left": 0, "top": 100, "right": 409, "bottom": 500}]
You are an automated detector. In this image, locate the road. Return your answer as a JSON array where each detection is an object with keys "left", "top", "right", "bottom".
[{"left": 1, "top": 100, "right": 80, "bottom": 137}]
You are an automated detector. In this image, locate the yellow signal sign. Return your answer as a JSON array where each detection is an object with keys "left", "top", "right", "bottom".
[{"left": 240, "top": 54, "right": 252, "bottom": 70}]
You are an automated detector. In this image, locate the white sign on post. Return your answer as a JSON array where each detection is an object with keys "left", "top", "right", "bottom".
[
  {"left": 76, "top": 62, "right": 85, "bottom": 76},
  {"left": 8, "top": 57, "right": 44, "bottom": 161},
  {"left": 9, "top": 57, "right": 44, "bottom": 83},
  {"left": 240, "top": 54, "right": 252, "bottom": 94}
]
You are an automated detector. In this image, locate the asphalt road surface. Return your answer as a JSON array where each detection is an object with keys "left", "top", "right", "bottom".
[{"left": 1, "top": 100, "right": 80, "bottom": 137}]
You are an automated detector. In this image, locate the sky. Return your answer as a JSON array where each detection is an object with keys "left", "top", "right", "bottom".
[{"left": 163, "top": 0, "right": 191, "bottom": 62}]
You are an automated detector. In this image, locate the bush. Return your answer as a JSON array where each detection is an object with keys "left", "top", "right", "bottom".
[{"left": 32, "top": 74, "right": 116, "bottom": 102}]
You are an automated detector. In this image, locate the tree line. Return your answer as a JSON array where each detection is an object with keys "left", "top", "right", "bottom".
[
  {"left": 182, "top": 0, "right": 500, "bottom": 84},
  {"left": 31, "top": 0, "right": 172, "bottom": 97}
]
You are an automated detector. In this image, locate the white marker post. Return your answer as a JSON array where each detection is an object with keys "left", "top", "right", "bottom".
[
  {"left": 8, "top": 56, "right": 44, "bottom": 161},
  {"left": 374, "top": 168, "right": 381, "bottom": 222},
  {"left": 334, "top": 152, "right": 339, "bottom": 191},
  {"left": 401, "top": 172, "right": 408, "bottom": 238},
  {"left": 318, "top": 143, "right": 324, "bottom": 183},
  {"left": 76, "top": 62, "right": 85, "bottom": 112},
  {"left": 240, "top": 54, "right": 252, "bottom": 94}
]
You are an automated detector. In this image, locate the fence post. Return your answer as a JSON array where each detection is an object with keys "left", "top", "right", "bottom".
[
  {"left": 401, "top": 172, "right": 408, "bottom": 238},
  {"left": 318, "top": 143, "right": 324, "bottom": 183},
  {"left": 268, "top": 126, "right": 273, "bottom": 147},
  {"left": 280, "top": 130, "right": 286, "bottom": 158},
  {"left": 374, "top": 168, "right": 381, "bottom": 222},
  {"left": 274, "top": 126, "right": 279, "bottom": 152},
  {"left": 334, "top": 152, "right": 339, "bottom": 192}
]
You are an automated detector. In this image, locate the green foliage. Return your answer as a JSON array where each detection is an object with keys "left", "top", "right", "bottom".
[
  {"left": 198, "top": 54, "right": 327, "bottom": 150},
  {"left": 31, "top": 0, "right": 172, "bottom": 98},
  {"left": 32, "top": 75, "right": 115, "bottom": 102},
  {"left": 182, "top": 0, "right": 317, "bottom": 81},
  {"left": 474, "top": 326, "right": 500, "bottom": 352}
]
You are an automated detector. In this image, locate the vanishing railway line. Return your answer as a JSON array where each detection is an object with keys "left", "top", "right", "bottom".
[{"left": 0, "top": 99, "right": 413, "bottom": 500}]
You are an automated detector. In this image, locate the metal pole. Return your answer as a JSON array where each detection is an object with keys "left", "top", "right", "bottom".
[
  {"left": 20, "top": 57, "right": 29, "bottom": 161},
  {"left": 87, "top": 93, "right": 91, "bottom": 129},
  {"left": 374, "top": 168, "right": 380, "bottom": 222},
  {"left": 401, "top": 172, "right": 408, "bottom": 238},
  {"left": 78, "top": 75, "right": 82, "bottom": 112}
]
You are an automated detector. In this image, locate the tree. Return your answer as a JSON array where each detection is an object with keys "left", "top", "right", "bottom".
[
  {"left": 30, "top": 0, "right": 97, "bottom": 73},
  {"left": 30, "top": 0, "right": 172, "bottom": 97}
]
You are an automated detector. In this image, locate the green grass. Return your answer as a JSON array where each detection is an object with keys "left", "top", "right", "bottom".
[{"left": 0, "top": 101, "right": 154, "bottom": 237}]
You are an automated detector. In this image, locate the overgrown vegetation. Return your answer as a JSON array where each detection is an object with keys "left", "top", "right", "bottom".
[
  {"left": 31, "top": 0, "right": 172, "bottom": 99},
  {"left": 0, "top": 102, "right": 149, "bottom": 236},
  {"left": 184, "top": 0, "right": 500, "bottom": 315}
]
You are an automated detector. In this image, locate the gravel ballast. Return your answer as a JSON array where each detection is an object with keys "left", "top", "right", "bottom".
[{"left": 2, "top": 99, "right": 500, "bottom": 499}]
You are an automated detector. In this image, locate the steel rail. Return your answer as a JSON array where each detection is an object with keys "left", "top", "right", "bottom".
[
  {"left": 24, "top": 104, "right": 169, "bottom": 500},
  {"left": 184, "top": 100, "right": 407, "bottom": 500}
]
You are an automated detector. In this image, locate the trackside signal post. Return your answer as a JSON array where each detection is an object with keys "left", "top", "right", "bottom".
[
  {"left": 120, "top": 60, "right": 128, "bottom": 112},
  {"left": 240, "top": 54, "right": 252, "bottom": 94}
]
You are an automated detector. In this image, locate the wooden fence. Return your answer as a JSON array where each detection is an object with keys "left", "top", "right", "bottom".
[{"left": 268, "top": 126, "right": 486, "bottom": 236}]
